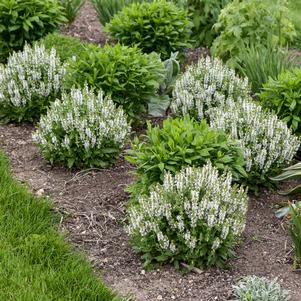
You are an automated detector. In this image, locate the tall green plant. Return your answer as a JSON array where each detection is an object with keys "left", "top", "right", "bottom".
[
  {"left": 0, "top": 0, "right": 67, "bottom": 63},
  {"left": 289, "top": 205, "right": 301, "bottom": 270},
  {"left": 234, "top": 42, "right": 293, "bottom": 94},
  {"left": 60, "top": 0, "right": 85, "bottom": 23}
]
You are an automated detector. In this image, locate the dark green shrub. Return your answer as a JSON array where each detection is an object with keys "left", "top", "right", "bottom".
[
  {"left": 178, "top": 0, "right": 230, "bottom": 47},
  {"left": 38, "top": 33, "right": 86, "bottom": 62},
  {"left": 211, "top": 0, "right": 296, "bottom": 63},
  {"left": 65, "top": 43, "right": 166, "bottom": 120},
  {"left": 126, "top": 116, "right": 247, "bottom": 196},
  {"left": 234, "top": 42, "right": 293, "bottom": 94},
  {"left": 260, "top": 68, "right": 301, "bottom": 135},
  {"left": 0, "top": 0, "right": 67, "bottom": 63},
  {"left": 91, "top": 0, "right": 151, "bottom": 26},
  {"left": 60, "top": 0, "right": 84, "bottom": 23},
  {"left": 105, "top": 0, "right": 193, "bottom": 60}
]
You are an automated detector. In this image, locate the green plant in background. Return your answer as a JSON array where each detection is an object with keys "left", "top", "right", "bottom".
[
  {"left": 289, "top": 205, "right": 301, "bottom": 270},
  {"left": 0, "top": 0, "right": 67, "bottom": 63},
  {"left": 105, "top": 0, "right": 193, "bottom": 60},
  {"left": 127, "top": 162, "right": 248, "bottom": 268},
  {"left": 177, "top": 0, "right": 231, "bottom": 47},
  {"left": 91, "top": 0, "right": 151, "bottom": 26},
  {"left": 148, "top": 52, "right": 180, "bottom": 117},
  {"left": 60, "top": 0, "right": 85, "bottom": 24},
  {"left": 33, "top": 86, "right": 130, "bottom": 168},
  {"left": 260, "top": 68, "right": 301, "bottom": 135},
  {"left": 37, "top": 33, "right": 87, "bottom": 62},
  {"left": 234, "top": 42, "right": 293, "bottom": 94},
  {"left": 0, "top": 44, "right": 66, "bottom": 123},
  {"left": 65, "top": 43, "right": 166, "bottom": 121},
  {"left": 208, "top": 98, "right": 300, "bottom": 190},
  {"left": 211, "top": 0, "right": 296, "bottom": 64},
  {"left": 233, "top": 276, "right": 290, "bottom": 301},
  {"left": 126, "top": 116, "right": 247, "bottom": 197}
]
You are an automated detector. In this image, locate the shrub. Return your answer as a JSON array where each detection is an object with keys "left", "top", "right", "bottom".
[
  {"left": 208, "top": 98, "right": 300, "bottom": 189},
  {"left": 260, "top": 68, "right": 301, "bottom": 135},
  {"left": 33, "top": 86, "right": 130, "bottom": 168},
  {"left": 171, "top": 56, "right": 250, "bottom": 120},
  {"left": 211, "top": 0, "right": 296, "bottom": 63},
  {"left": 234, "top": 42, "right": 293, "bottom": 94},
  {"left": 38, "top": 33, "right": 86, "bottom": 62},
  {"left": 127, "top": 162, "right": 248, "bottom": 268},
  {"left": 233, "top": 276, "right": 290, "bottom": 301},
  {"left": 105, "top": 0, "right": 193, "bottom": 60},
  {"left": 65, "top": 44, "right": 166, "bottom": 120},
  {"left": 91, "top": 0, "right": 151, "bottom": 26},
  {"left": 126, "top": 117, "right": 247, "bottom": 197},
  {"left": 0, "top": 0, "right": 67, "bottom": 63},
  {"left": 0, "top": 44, "right": 66, "bottom": 123},
  {"left": 177, "top": 0, "right": 231, "bottom": 47},
  {"left": 60, "top": 0, "right": 85, "bottom": 23}
]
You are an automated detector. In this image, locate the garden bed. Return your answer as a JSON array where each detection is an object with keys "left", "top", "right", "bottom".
[{"left": 1, "top": 1, "right": 301, "bottom": 300}]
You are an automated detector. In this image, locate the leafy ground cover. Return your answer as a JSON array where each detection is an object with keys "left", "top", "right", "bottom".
[{"left": 0, "top": 150, "right": 120, "bottom": 301}]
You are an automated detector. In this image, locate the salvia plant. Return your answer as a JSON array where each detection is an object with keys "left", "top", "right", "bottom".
[
  {"left": 33, "top": 86, "right": 130, "bottom": 168},
  {"left": 0, "top": 44, "right": 66, "bottom": 123},
  {"left": 233, "top": 276, "right": 290, "bottom": 301},
  {"left": 127, "top": 162, "right": 248, "bottom": 268},
  {"left": 171, "top": 56, "right": 250, "bottom": 120},
  {"left": 126, "top": 116, "right": 247, "bottom": 197},
  {"left": 208, "top": 98, "right": 300, "bottom": 188}
]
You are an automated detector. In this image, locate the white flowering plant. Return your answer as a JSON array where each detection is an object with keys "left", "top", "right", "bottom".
[
  {"left": 233, "top": 276, "right": 290, "bottom": 301},
  {"left": 0, "top": 44, "right": 66, "bottom": 123},
  {"left": 33, "top": 86, "right": 130, "bottom": 168},
  {"left": 127, "top": 162, "right": 248, "bottom": 268},
  {"left": 171, "top": 56, "right": 250, "bottom": 120},
  {"left": 208, "top": 98, "right": 300, "bottom": 189}
]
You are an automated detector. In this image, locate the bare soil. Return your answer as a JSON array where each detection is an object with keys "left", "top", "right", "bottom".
[{"left": 1, "top": 1, "right": 301, "bottom": 300}]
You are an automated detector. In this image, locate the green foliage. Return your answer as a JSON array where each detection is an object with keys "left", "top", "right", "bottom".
[
  {"left": 0, "top": 151, "right": 121, "bottom": 300},
  {"left": 211, "top": 0, "right": 296, "bottom": 64},
  {"left": 33, "top": 86, "right": 130, "bottom": 169},
  {"left": 0, "top": 44, "right": 66, "bottom": 123},
  {"left": 233, "top": 276, "right": 290, "bottom": 301},
  {"left": 180, "top": 0, "right": 231, "bottom": 47},
  {"left": 270, "top": 162, "right": 301, "bottom": 195},
  {"left": 126, "top": 117, "right": 247, "bottom": 197},
  {"left": 105, "top": 0, "right": 193, "bottom": 60},
  {"left": 38, "top": 32, "right": 86, "bottom": 62},
  {"left": 289, "top": 205, "right": 301, "bottom": 270},
  {"left": 234, "top": 42, "right": 293, "bottom": 94},
  {"left": 0, "top": 0, "right": 67, "bottom": 63},
  {"left": 91, "top": 0, "right": 150, "bottom": 26},
  {"left": 60, "top": 0, "right": 85, "bottom": 23},
  {"left": 127, "top": 163, "right": 248, "bottom": 268},
  {"left": 65, "top": 43, "right": 166, "bottom": 120},
  {"left": 260, "top": 68, "right": 301, "bottom": 135}
]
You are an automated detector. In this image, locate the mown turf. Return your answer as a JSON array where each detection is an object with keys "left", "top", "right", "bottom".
[{"left": 0, "top": 152, "right": 120, "bottom": 301}]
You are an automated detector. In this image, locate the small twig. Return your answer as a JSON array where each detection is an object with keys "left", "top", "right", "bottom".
[{"left": 180, "top": 262, "right": 203, "bottom": 274}]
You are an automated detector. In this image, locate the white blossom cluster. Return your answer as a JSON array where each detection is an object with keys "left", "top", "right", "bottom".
[
  {"left": 127, "top": 162, "right": 248, "bottom": 264},
  {"left": 0, "top": 43, "right": 65, "bottom": 117},
  {"left": 208, "top": 98, "right": 300, "bottom": 175},
  {"left": 171, "top": 56, "right": 250, "bottom": 119},
  {"left": 33, "top": 86, "right": 130, "bottom": 167}
]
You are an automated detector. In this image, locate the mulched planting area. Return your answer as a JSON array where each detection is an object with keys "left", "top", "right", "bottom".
[{"left": 1, "top": 1, "right": 301, "bottom": 300}]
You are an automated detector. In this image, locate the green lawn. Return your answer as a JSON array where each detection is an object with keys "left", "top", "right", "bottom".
[{"left": 0, "top": 151, "right": 121, "bottom": 301}]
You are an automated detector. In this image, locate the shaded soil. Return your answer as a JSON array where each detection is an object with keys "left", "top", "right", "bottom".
[{"left": 1, "top": 1, "right": 301, "bottom": 300}]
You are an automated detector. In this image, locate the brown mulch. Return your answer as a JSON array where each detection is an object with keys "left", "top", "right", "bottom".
[{"left": 1, "top": 1, "right": 301, "bottom": 300}]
